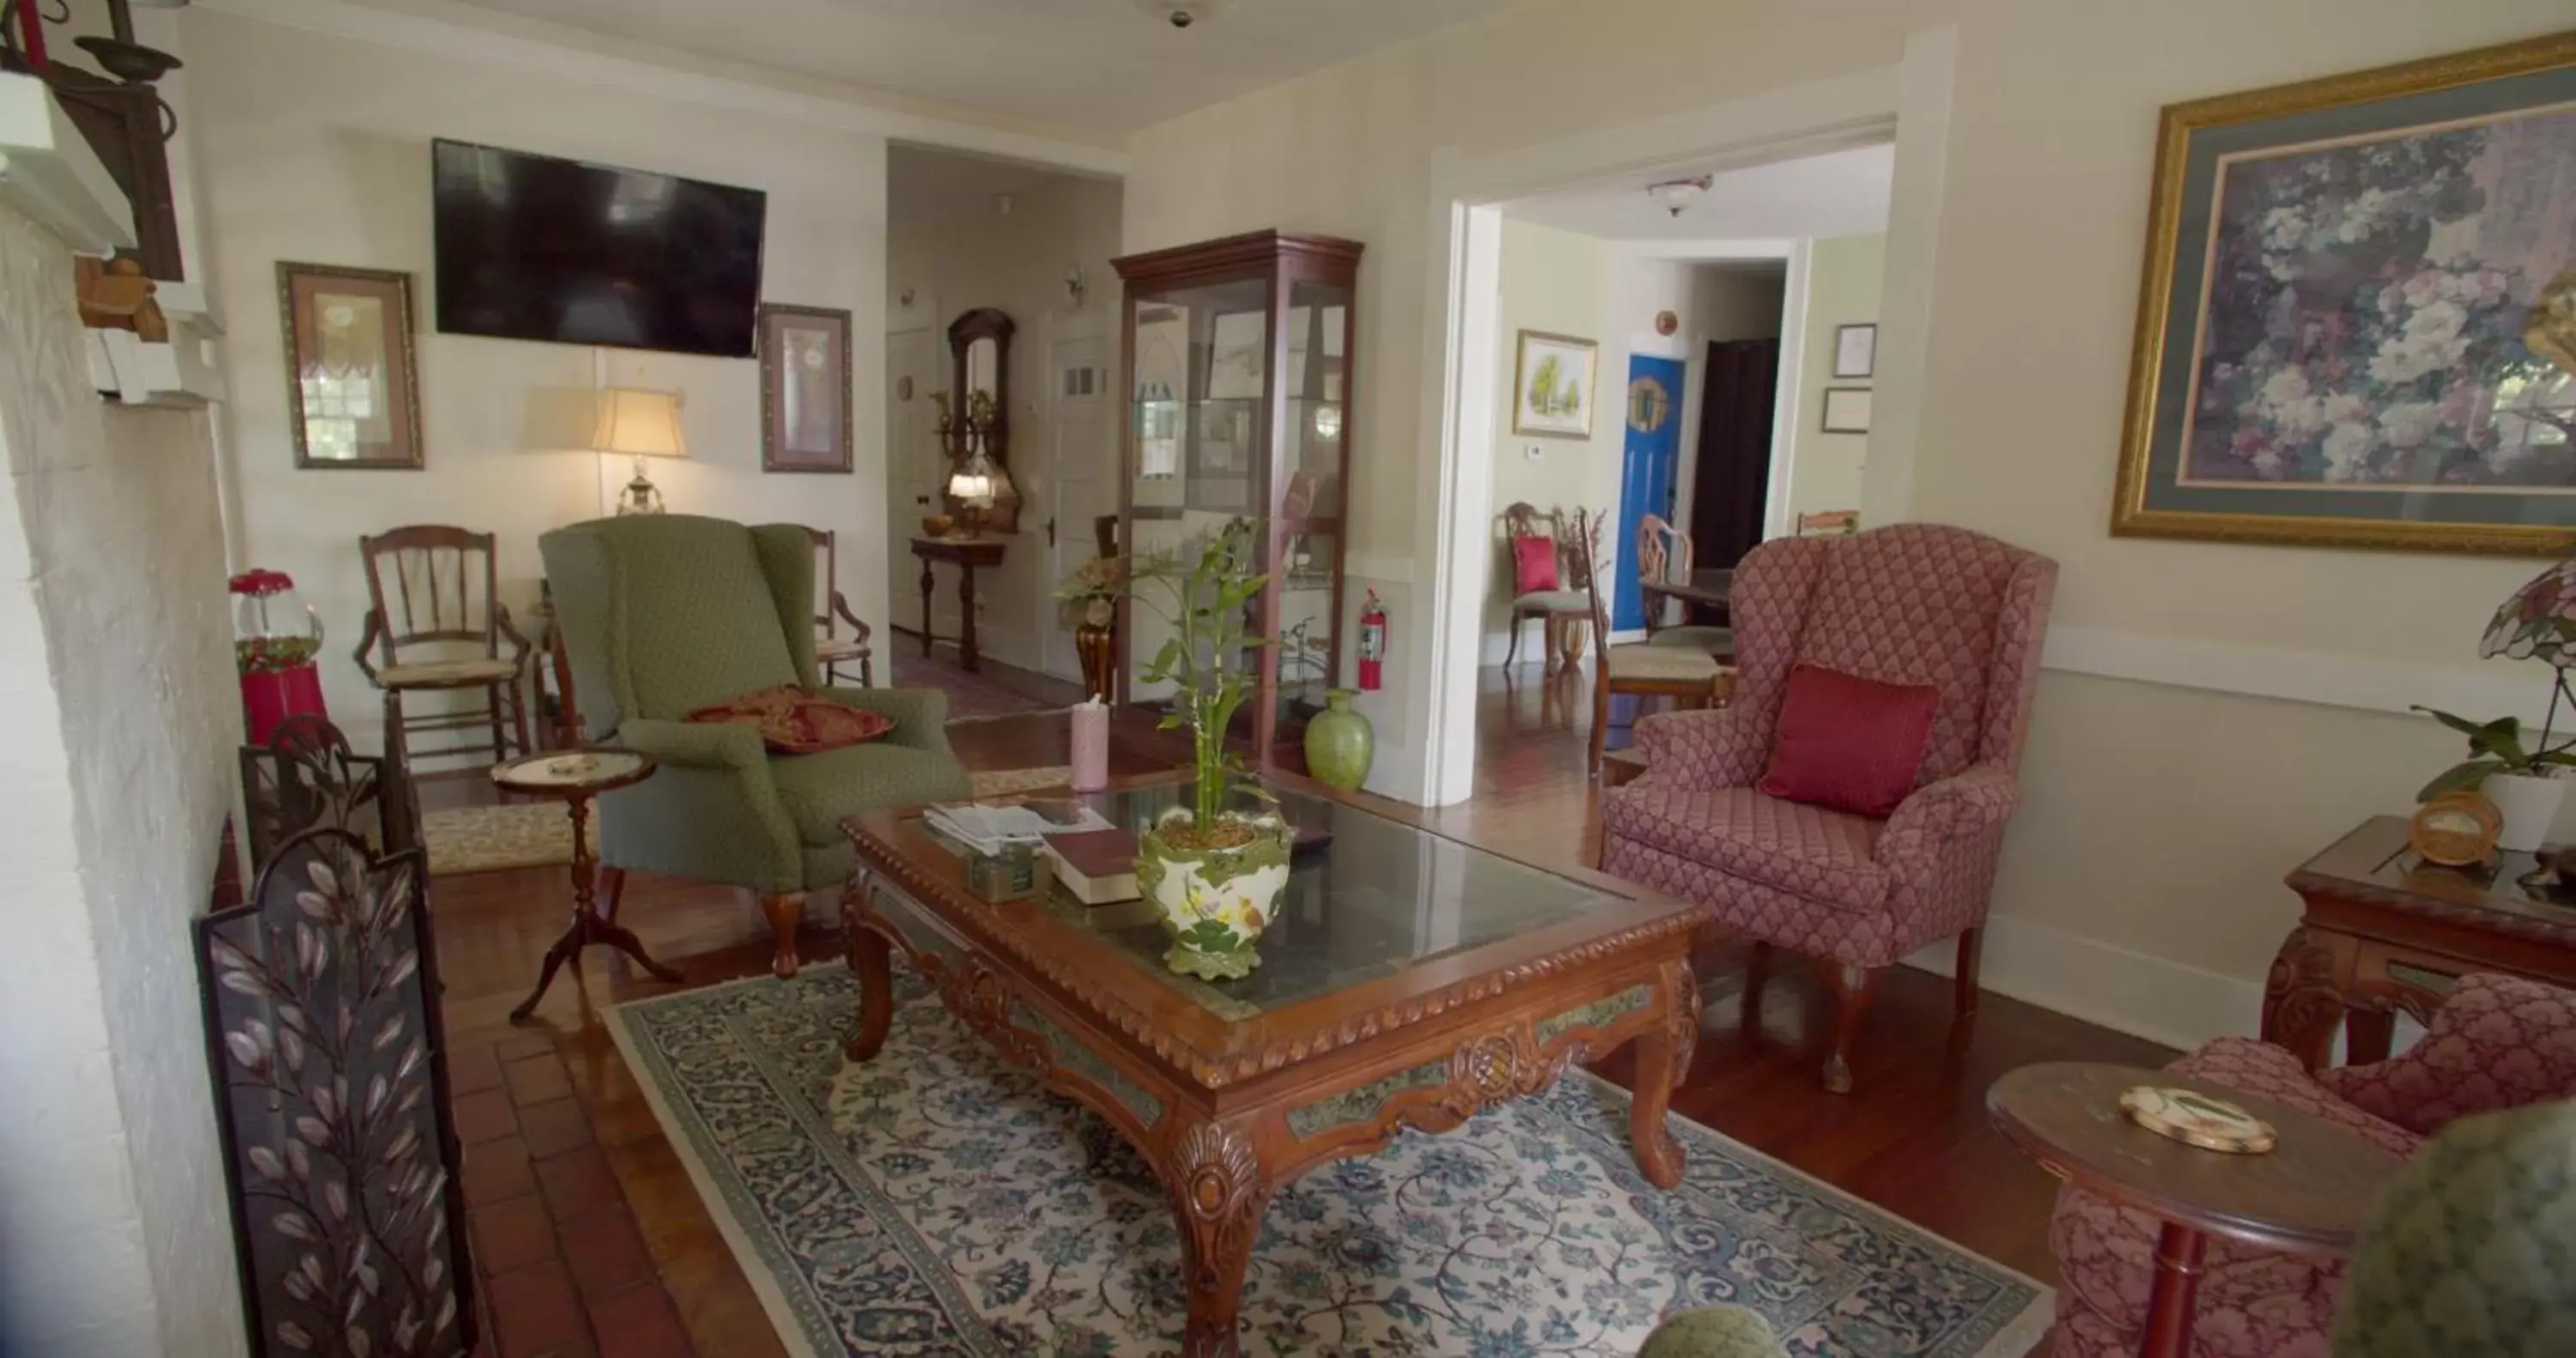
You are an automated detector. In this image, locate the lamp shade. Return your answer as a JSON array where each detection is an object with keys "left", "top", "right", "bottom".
[{"left": 592, "top": 387, "right": 688, "bottom": 459}]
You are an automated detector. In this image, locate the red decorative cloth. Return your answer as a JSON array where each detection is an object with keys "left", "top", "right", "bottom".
[
  {"left": 1510, "top": 536, "right": 1559, "bottom": 595},
  {"left": 1757, "top": 664, "right": 1938, "bottom": 817},
  {"left": 688, "top": 685, "right": 893, "bottom": 754}
]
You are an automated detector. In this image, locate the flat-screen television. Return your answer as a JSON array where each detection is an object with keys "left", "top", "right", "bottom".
[{"left": 430, "top": 138, "right": 767, "bottom": 358}]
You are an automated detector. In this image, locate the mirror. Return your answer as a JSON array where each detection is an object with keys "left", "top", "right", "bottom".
[
  {"left": 945, "top": 307, "right": 1018, "bottom": 530},
  {"left": 965, "top": 336, "right": 999, "bottom": 396}
]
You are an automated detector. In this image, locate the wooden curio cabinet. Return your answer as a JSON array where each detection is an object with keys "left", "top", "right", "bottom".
[{"left": 1112, "top": 229, "right": 1364, "bottom": 761}]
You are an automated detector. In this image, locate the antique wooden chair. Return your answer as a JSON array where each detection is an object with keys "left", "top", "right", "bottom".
[
  {"left": 1501, "top": 500, "right": 1594, "bottom": 670},
  {"left": 354, "top": 525, "right": 532, "bottom": 770},
  {"left": 1637, "top": 512, "right": 1733, "bottom": 656},
  {"left": 1577, "top": 509, "right": 1729, "bottom": 773},
  {"left": 802, "top": 526, "right": 875, "bottom": 687}
]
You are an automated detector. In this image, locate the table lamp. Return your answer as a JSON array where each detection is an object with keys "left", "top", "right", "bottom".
[
  {"left": 592, "top": 386, "right": 687, "bottom": 516},
  {"left": 945, "top": 390, "right": 1007, "bottom": 534}
]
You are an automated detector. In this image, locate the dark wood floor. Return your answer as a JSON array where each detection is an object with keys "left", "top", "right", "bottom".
[{"left": 430, "top": 661, "right": 2169, "bottom": 1356}]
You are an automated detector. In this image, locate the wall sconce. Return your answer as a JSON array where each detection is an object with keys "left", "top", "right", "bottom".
[{"left": 1065, "top": 265, "right": 1089, "bottom": 310}]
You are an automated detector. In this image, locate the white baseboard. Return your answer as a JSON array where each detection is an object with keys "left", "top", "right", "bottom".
[{"left": 1901, "top": 913, "right": 2264, "bottom": 1054}]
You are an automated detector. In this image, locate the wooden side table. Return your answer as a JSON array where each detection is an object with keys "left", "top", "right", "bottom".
[
  {"left": 910, "top": 535, "right": 1008, "bottom": 672},
  {"left": 494, "top": 750, "right": 680, "bottom": 1022},
  {"left": 1990, "top": 1062, "right": 2401, "bottom": 1358},
  {"left": 2269, "top": 815, "right": 2576, "bottom": 1070}
]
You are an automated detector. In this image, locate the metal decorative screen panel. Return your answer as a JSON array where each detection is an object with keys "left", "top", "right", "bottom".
[{"left": 197, "top": 829, "right": 475, "bottom": 1357}]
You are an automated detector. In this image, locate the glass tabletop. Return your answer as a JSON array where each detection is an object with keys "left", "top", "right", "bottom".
[{"left": 927, "top": 781, "right": 1628, "bottom": 1021}]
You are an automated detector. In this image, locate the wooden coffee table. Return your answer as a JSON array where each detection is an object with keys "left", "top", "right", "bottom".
[
  {"left": 839, "top": 772, "right": 1704, "bottom": 1358},
  {"left": 1989, "top": 1062, "right": 2403, "bottom": 1358}
]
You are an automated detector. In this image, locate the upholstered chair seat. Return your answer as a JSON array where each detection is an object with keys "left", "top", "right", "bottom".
[
  {"left": 539, "top": 514, "right": 970, "bottom": 978},
  {"left": 1599, "top": 523, "right": 2057, "bottom": 1092}
]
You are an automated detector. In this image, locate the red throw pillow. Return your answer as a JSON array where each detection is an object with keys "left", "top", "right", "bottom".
[
  {"left": 1511, "top": 536, "right": 1560, "bottom": 594},
  {"left": 687, "top": 684, "right": 894, "bottom": 755},
  {"left": 1757, "top": 664, "right": 1939, "bottom": 817}
]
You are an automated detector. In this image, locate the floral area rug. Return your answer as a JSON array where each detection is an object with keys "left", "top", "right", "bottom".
[
  {"left": 424, "top": 767, "right": 1070, "bottom": 875},
  {"left": 606, "top": 967, "right": 2051, "bottom": 1357}
]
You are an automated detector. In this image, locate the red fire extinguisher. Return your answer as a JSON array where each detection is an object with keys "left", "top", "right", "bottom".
[{"left": 1357, "top": 590, "right": 1388, "bottom": 692}]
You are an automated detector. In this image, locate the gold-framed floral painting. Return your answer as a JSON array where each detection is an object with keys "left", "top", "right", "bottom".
[{"left": 2111, "top": 30, "right": 2576, "bottom": 555}]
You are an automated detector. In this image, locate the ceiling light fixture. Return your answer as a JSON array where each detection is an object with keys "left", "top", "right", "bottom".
[
  {"left": 1136, "top": 0, "right": 1217, "bottom": 29},
  {"left": 1645, "top": 174, "right": 1714, "bottom": 218}
]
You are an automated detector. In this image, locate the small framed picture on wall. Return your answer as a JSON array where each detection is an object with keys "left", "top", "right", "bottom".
[
  {"left": 1832, "top": 323, "right": 1876, "bottom": 379},
  {"left": 1820, "top": 386, "right": 1874, "bottom": 434},
  {"left": 759, "top": 303, "right": 854, "bottom": 473},
  {"left": 277, "top": 262, "right": 425, "bottom": 470}
]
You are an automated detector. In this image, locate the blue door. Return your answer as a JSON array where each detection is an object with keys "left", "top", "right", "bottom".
[{"left": 1612, "top": 355, "right": 1684, "bottom": 632}]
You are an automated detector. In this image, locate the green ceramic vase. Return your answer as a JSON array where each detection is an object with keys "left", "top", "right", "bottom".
[{"left": 1303, "top": 688, "right": 1374, "bottom": 791}]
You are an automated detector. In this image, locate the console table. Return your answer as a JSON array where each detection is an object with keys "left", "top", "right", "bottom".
[
  {"left": 909, "top": 535, "right": 1007, "bottom": 672},
  {"left": 2268, "top": 815, "right": 2576, "bottom": 1070}
]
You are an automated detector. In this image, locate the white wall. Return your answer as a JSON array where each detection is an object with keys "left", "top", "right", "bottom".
[
  {"left": 188, "top": 7, "right": 896, "bottom": 749},
  {"left": 885, "top": 163, "right": 1125, "bottom": 676},
  {"left": 1485, "top": 220, "right": 1618, "bottom": 657},
  {"left": 0, "top": 205, "right": 246, "bottom": 1355},
  {"left": 1123, "top": 0, "right": 2576, "bottom": 1049},
  {"left": 1783, "top": 233, "right": 1883, "bottom": 523}
]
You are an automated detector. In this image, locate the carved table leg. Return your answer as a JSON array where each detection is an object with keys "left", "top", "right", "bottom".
[
  {"left": 1163, "top": 1119, "right": 1273, "bottom": 1358},
  {"left": 1627, "top": 964, "right": 1693, "bottom": 1189},
  {"left": 959, "top": 564, "right": 981, "bottom": 671},
  {"left": 2139, "top": 1221, "right": 2208, "bottom": 1358},
  {"left": 844, "top": 904, "right": 895, "bottom": 1064},
  {"left": 919, "top": 557, "right": 936, "bottom": 656},
  {"left": 2260, "top": 925, "right": 2354, "bottom": 1072}
]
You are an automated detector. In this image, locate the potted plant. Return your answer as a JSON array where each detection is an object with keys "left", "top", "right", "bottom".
[
  {"left": 2413, "top": 707, "right": 2575, "bottom": 851},
  {"left": 2420, "top": 555, "right": 2576, "bottom": 851},
  {"left": 1128, "top": 518, "right": 1291, "bottom": 980},
  {"left": 1051, "top": 554, "right": 1127, "bottom": 700}
]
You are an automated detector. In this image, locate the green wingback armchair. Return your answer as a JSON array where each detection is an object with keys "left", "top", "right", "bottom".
[{"left": 538, "top": 514, "right": 971, "bottom": 977}]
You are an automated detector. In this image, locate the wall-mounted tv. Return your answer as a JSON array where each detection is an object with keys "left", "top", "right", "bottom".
[{"left": 430, "top": 138, "right": 767, "bottom": 358}]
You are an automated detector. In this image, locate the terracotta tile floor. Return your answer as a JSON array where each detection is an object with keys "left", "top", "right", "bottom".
[{"left": 452, "top": 1034, "right": 703, "bottom": 1358}]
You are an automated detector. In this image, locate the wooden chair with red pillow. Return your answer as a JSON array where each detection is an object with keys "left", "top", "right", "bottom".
[
  {"left": 1499, "top": 500, "right": 1594, "bottom": 671},
  {"left": 1597, "top": 523, "right": 2057, "bottom": 1093}
]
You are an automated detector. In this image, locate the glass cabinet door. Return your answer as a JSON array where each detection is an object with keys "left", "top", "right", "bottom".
[
  {"left": 1127, "top": 277, "right": 1272, "bottom": 707},
  {"left": 1269, "top": 278, "right": 1352, "bottom": 735}
]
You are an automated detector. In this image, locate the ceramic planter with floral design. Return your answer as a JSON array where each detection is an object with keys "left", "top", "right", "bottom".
[{"left": 1137, "top": 807, "right": 1291, "bottom": 980}]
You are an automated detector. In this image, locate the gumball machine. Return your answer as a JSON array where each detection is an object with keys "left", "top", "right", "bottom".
[{"left": 231, "top": 568, "right": 327, "bottom": 743}]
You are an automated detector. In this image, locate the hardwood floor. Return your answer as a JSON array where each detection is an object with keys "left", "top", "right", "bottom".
[{"left": 429, "top": 660, "right": 2169, "bottom": 1355}]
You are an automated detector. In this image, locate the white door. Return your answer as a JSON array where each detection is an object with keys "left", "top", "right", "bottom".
[
  {"left": 1044, "top": 331, "right": 1115, "bottom": 684},
  {"left": 885, "top": 328, "right": 951, "bottom": 643}
]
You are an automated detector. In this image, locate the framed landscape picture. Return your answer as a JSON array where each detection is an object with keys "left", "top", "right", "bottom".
[
  {"left": 1513, "top": 330, "right": 1598, "bottom": 438},
  {"left": 2111, "top": 30, "right": 2576, "bottom": 555},
  {"left": 759, "top": 303, "right": 853, "bottom": 473},
  {"left": 278, "top": 263, "right": 423, "bottom": 470}
]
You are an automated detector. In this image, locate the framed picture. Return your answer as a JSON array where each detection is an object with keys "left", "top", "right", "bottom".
[
  {"left": 277, "top": 263, "right": 423, "bottom": 470},
  {"left": 1513, "top": 330, "right": 1598, "bottom": 438},
  {"left": 2112, "top": 30, "right": 2576, "bottom": 555},
  {"left": 760, "top": 304, "right": 854, "bottom": 473},
  {"left": 1821, "top": 386, "right": 1874, "bottom": 433},
  {"left": 1833, "top": 323, "right": 1877, "bottom": 379}
]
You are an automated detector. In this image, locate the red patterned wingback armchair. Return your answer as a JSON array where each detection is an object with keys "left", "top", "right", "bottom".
[
  {"left": 1599, "top": 523, "right": 2057, "bottom": 1093},
  {"left": 2050, "top": 973, "right": 2576, "bottom": 1357}
]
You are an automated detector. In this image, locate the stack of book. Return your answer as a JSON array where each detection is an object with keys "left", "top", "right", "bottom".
[{"left": 1041, "top": 828, "right": 1142, "bottom": 906}]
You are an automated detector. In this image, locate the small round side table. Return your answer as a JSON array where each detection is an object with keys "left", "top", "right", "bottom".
[
  {"left": 1988, "top": 1062, "right": 2403, "bottom": 1358},
  {"left": 493, "top": 749, "right": 680, "bottom": 1022}
]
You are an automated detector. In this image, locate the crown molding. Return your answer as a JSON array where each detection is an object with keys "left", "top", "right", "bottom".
[{"left": 194, "top": 0, "right": 1129, "bottom": 178}]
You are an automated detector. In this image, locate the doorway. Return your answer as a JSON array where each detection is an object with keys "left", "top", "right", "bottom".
[
  {"left": 1688, "top": 336, "right": 1783, "bottom": 571},
  {"left": 1611, "top": 353, "right": 1684, "bottom": 632},
  {"left": 1413, "top": 33, "right": 1952, "bottom": 807}
]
